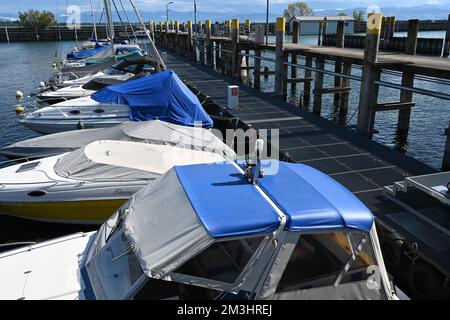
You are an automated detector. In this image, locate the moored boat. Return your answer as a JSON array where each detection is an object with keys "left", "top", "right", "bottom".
[{"left": 0, "top": 159, "right": 397, "bottom": 300}]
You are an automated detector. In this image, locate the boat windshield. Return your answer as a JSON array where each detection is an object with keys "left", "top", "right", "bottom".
[
  {"left": 272, "top": 231, "right": 388, "bottom": 299},
  {"left": 84, "top": 226, "right": 143, "bottom": 300}
]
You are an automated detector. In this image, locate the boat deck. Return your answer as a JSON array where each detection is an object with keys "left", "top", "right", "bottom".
[{"left": 165, "top": 51, "right": 450, "bottom": 275}]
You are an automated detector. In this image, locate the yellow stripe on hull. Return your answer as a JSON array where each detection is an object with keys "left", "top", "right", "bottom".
[{"left": 0, "top": 199, "right": 128, "bottom": 224}]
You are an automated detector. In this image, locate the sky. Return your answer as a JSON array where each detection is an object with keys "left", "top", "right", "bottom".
[{"left": 1, "top": 0, "right": 449, "bottom": 18}]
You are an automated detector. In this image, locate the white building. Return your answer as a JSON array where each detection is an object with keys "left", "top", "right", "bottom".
[{"left": 289, "top": 16, "right": 355, "bottom": 35}]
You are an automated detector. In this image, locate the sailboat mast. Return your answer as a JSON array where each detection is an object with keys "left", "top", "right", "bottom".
[
  {"left": 104, "top": 0, "right": 115, "bottom": 40},
  {"left": 128, "top": 0, "right": 166, "bottom": 70},
  {"left": 90, "top": 0, "right": 98, "bottom": 40}
]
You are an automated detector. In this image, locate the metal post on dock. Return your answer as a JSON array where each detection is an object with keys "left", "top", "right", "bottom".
[
  {"left": 274, "top": 17, "right": 286, "bottom": 97},
  {"left": 356, "top": 13, "right": 383, "bottom": 136},
  {"left": 444, "top": 14, "right": 450, "bottom": 57},
  {"left": 206, "top": 20, "right": 213, "bottom": 68},
  {"left": 291, "top": 21, "right": 300, "bottom": 92},
  {"left": 443, "top": 120, "right": 450, "bottom": 171},
  {"left": 231, "top": 19, "right": 240, "bottom": 79},
  {"left": 5, "top": 27, "right": 9, "bottom": 43},
  {"left": 397, "top": 19, "right": 419, "bottom": 138}
]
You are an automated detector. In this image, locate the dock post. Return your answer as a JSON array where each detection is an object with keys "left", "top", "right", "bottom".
[
  {"left": 187, "top": 20, "right": 193, "bottom": 59},
  {"left": 226, "top": 20, "right": 232, "bottom": 38},
  {"left": 57, "top": 24, "right": 61, "bottom": 41},
  {"left": 5, "top": 27, "right": 9, "bottom": 43},
  {"left": 198, "top": 21, "right": 204, "bottom": 65},
  {"left": 443, "top": 121, "right": 450, "bottom": 171},
  {"left": 164, "top": 21, "right": 169, "bottom": 48},
  {"left": 357, "top": 13, "right": 383, "bottom": 137},
  {"left": 254, "top": 50, "right": 261, "bottom": 90},
  {"left": 303, "top": 54, "right": 313, "bottom": 109},
  {"left": 274, "top": 17, "right": 286, "bottom": 97},
  {"left": 206, "top": 20, "right": 213, "bottom": 68},
  {"left": 231, "top": 19, "right": 240, "bottom": 79},
  {"left": 313, "top": 57, "right": 325, "bottom": 115},
  {"left": 398, "top": 19, "right": 419, "bottom": 137},
  {"left": 339, "top": 61, "right": 352, "bottom": 124},
  {"left": 215, "top": 40, "right": 220, "bottom": 70},
  {"left": 245, "top": 19, "right": 251, "bottom": 67},
  {"left": 334, "top": 20, "right": 345, "bottom": 111},
  {"left": 444, "top": 14, "right": 450, "bottom": 57},
  {"left": 174, "top": 21, "right": 180, "bottom": 54},
  {"left": 291, "top": 21, "right": 300, "bottom": 92}
]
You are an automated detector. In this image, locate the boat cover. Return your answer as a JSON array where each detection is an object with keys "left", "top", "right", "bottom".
[
  {"left": 85, "top": 50, "right": 142, "bottom": 65},
  {"left": 54, "top": 140, "right": 225, "bottom": 182},
  {"left": 91, "top": 70, "right": 214, "bottom": 127},
  {"left": 0, "top": 121, "right": 235, "bottom": 160},
  {"left": 67, "top": 43, "right": 110, "bottom": 60},
  {"left": 258, "top": 161, "right": 374, "bottom": 233},
  {"left": 123, "top": 161, "right": 374, "bottom": 278}
]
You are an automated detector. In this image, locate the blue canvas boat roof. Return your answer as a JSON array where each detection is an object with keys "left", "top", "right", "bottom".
[
  {"left": 175, "top": 161, "right": 374, "bottom": 239},
  {"left": 91, "top": 70, "right": 213, "bottom": 128},
  {"left": 67, "top": 43, "right": 109, "bottom": 60},
  {"left": 175, "top": 163, "right": 281, "bottom": 238}
]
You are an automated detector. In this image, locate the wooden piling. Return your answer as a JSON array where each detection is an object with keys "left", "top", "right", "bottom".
[
  {"left": 398, "top": 19, "right": 419, "bottom": 136},
  {"left": 291, "top": 21, "right": 300, "bottom": 91},
  {"left": 164, "top": 21, "right": 169, "bottom": 48},
  {"left": 187, "top": 20, "right": 194, "bottom": 59},
  {"left": 357, "top": 13, "right": 383, "bottom": 136},
  {"left": 199, "top": 21, "right": 205, "bottom": 65},
  {"left": 303, "top": 54, "right": 313, "bottom": 109},
  {"left": 226, "top": 20, "right": 232, "bottom": 38},
  {"left": 174, "top": 21, "right": 180, "bottom": 54},
  {"left": 206, "top": 20, "right": 213, "bottom": 68},
  {"left": 313, "top": 57, "right": 325, "bottom": 115},
  {"left": 443, "top": 121, "right": 450, "bottom": 171},
  {"left": 274, "top": 17, "right": 286, "bottom": 97},
  {"left": 5, "top": 27, "right": 10, "bottom": 43},
  {"left": 339, "top": 61, "right": 352, "bottom": 124},
  {"left": 254, "top": 50, "right": 261, "bottom": 90},
  {"left": 334, "top": 20, "right": 345, "bottom": 110},
  {"left": 231, "top": 19, "right": 240, "bottom": 79},
  {"left": 444, "top": 14, "right": 450, "bottom": 57}
]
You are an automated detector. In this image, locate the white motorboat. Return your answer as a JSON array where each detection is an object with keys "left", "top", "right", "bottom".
[
  {"left": 0, "top": 120, "right": 236, "bottom": 161},
  {"left": 20, "top": 70, "right": 214, "bottom": 134},
  {"left": 0, "top": 140, "right": 226, "bottom": 224},
  {"left": 37, "top": 56, "right": 159, "bottom": 104},
  {"left": 0, "top": 159, "right": 398, "bottom": 300}
]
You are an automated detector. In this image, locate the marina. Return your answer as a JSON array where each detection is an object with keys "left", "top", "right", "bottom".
[{"left": 0, "top": 0, "right": 449, "bottom": 301}]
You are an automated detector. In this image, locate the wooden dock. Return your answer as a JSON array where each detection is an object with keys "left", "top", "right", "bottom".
[{"left": 152, "top": 15, "right": 450, "bottom": 299}]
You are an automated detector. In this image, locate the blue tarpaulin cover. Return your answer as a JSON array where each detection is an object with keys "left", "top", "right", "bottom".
[
  {"left": 175, "top": 163, "right": 281, "bottom": 238},
  {"left": 258, "top": 161, "right": 374, "bottom": 232},
  {"left": 91, "top": 70, "right": 214, "bottom": 127},
  {"left": 176, "top": 160, "right": 374, "bottom": 238},
  {"left": 67, "top": 42, "right": 109, "bottom": 60}
]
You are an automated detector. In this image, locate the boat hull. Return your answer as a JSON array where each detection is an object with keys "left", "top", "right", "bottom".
[{"left": 0, "top": 199, "right": 127, "bottom": 224}]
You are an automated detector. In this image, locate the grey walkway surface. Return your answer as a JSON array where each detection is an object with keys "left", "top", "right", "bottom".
[{"left": 165, "top": 52, "right": 450, "bottom": 270}]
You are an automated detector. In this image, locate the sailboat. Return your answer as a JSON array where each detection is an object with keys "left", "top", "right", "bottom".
[
  {"left": 37, "top": 56, "right": 159, "bottom": 104},
  {"left": 0, "top": 157, "right": 398, "bottom": 300}
]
